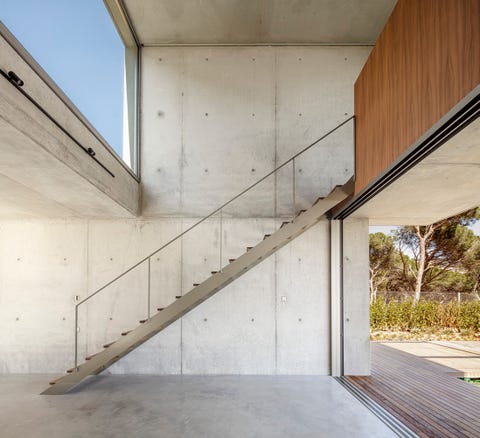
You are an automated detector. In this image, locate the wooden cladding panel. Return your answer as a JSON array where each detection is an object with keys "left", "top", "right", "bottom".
[{"left": 354, "top": 0, "right": 480, "bottom": 194}]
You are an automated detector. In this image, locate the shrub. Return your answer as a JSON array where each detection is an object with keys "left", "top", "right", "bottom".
[
  {"left": 370, "top": 298, "right": 480, "bottom": 332},
  {"left": 458, "top": 301, "right": 480, "bottom": 331}
]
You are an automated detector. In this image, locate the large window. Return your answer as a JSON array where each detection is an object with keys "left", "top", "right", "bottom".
[{"left": 1, "top": 0, "right": 138, "bottom": 174}]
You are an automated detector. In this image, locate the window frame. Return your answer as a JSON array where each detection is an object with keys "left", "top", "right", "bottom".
[{"left": 103, "top": 0, "right": 141, "bottom": 177}]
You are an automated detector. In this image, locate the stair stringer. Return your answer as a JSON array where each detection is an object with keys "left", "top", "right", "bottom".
[{"left": 42, "top": 178, "right": 353, "bottom": 395}]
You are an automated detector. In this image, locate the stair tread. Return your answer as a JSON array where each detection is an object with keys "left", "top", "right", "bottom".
[
  {"left": 85, "top": 352, "right": 100, "bottom": 361},
  {"left": 49, "top": 376, "right": 64, "bottom": 385}
]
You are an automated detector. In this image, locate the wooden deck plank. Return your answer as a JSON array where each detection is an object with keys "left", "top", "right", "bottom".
[
  {"left": 348, "top": 343, "right": 480, "bottom": 438},
  {"left": 373, "top": 362, "right": 480, "bottom": 409},
  {"left": 372, "top": 346, "right": 480, "bottom": 407},
  {"left": 348, "top": 376, "right": 450, "bottom": 438},
  {"left": 349, "top": 375, "right": 471, "bottom": 438},
  {"left": 371, "top": 355, "right": 480, "bottom": 408},
  {"left": 352, "top": 374, "right": 476, "bottom": 437}
]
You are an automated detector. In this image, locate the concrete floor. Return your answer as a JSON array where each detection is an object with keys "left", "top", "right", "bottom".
[
  {"left": 0, "top": 375, "right": 395, "bottom": 438},
  {"left": 431, "top": 340, "right": 480, "bottom": 355},
  {"left": 384, "top": 342, "right": 480, "bottom": 377}
]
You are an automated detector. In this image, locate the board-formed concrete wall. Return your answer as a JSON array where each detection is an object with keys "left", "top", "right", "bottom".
[{"left": 0, "top": 46, "right": 370, "bottom": 375}]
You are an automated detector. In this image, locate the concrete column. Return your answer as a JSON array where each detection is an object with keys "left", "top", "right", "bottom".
[
  {"left": 330, "top": 220, "right": 342, "bottom": 376},
  {"left": 342, "top": 218, "right": 370, "bottom": 375}
]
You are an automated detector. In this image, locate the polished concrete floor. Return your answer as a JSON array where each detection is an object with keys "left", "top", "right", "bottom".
[{"left": 0, "top": 375, "right": 395, "bottom": 437}]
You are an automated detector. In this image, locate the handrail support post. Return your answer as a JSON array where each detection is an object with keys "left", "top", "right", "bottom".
[
  {"left": 219, "top": 209, "right": 223, "bottom": 272},
  {"left": 74, "top": 305, "right": 78, "bottom": 371},
  {"left": 147, "top": 258, "right": 151, "bottom": 319},
  {"left": 292, "top": 158, "right": 296, "bottom": 221}
]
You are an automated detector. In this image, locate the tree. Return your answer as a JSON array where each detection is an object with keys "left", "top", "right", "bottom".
[
  {"left": 460, "top": 235, "right": 480, "bottom": 300},
  {"left": 369, "top": 233, "right": 397, "bottom": 302},
  {"left": 395, "top": 208, "right": 480, "bottom": 303}
]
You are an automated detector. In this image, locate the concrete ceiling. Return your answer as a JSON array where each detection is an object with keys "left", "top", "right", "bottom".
[
  {"left": 0, "top": 114, "right": 134, "bottom": 218},
  {"left": 122, "top": 0, "right": 397, "bottom": 45},
  {"left": 350, "top": 117, "right": 480, "bottom": 225},
  {"left": 0, "top": 173, "right": 76, "bottom": 218}
]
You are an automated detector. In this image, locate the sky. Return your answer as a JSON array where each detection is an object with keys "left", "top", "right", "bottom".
[{"left": 1, "top": 0, "right": 124, "bottom": 156}]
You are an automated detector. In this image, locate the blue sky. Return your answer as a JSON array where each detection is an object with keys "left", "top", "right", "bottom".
[{"left": 1, "top": 0, "right": 124, "bottom": 155}]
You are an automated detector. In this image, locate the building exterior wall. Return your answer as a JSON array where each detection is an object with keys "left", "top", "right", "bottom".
[
  {"left": 354, "top": 0, "right": 480, "bottom": 194},
  {"left": 0, "top": 46, "right": 371, "bottom": 375}
]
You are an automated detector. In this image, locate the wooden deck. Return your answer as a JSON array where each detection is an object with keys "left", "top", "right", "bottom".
[{"left": 348, "top": 342, "right": 480, "bottom": 438}]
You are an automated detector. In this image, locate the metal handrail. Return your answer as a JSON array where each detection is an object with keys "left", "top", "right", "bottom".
[
  {"left": 76, "top": 115, "right": 354, "bottom": 306},
  {"left": 77, "top": 115, "right": 354, "bottom": 307},
  {"left": 73, "top": 115, "right": 354, "bottom": 369}
]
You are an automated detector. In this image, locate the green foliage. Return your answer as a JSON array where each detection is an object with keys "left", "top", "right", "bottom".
[
  {"left": 370, "top": 208, "right": 480, "bottom": 300},
  {"left": 429, "top": 269, "right": 470, "bottom": 293},
  {"left": 369, "top": 232, "right": 405, "bottom": 294},
  {"left": 370, "top": 298, "right": 480, "bottom": 332}
]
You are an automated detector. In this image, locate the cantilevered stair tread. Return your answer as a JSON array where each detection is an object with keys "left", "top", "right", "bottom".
[
  {"left": 85, "top": 352, "right": 100, "bottom": 361},
  {"left": 49, "top": 376, "right": 64, "bottom": 386},
  {"left": 41, "top": 177, "right": 353, "bottom": 395}
]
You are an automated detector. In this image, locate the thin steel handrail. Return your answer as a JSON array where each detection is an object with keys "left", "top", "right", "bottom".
[
  {"left": 76, "top": 115, "right": 354, "bottom": 307},
  {"left": 73, "top": 115, "right": 354, "bottom": 370}
]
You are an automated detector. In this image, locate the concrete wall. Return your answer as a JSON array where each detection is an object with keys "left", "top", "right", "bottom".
[
  {"left": 0, "top": 46, "right": 371, "bottom": 375},
  {"left": 0, "top": 218, "right": 330, "bottom": 374},
  {"left": 141, "top": 46, "right": 368, "bottom": 216},
  {"left": 343, "top": 218, "right": 370, "bottom": 375}
]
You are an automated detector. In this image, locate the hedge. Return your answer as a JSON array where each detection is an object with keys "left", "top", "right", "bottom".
[{"left": 370, "top": 298, "right": 480, "bottom": 332}]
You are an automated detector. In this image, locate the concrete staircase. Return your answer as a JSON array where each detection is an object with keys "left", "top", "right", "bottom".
[{"left": 42, "top": 178, "right": 353, "bottom": 395}]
